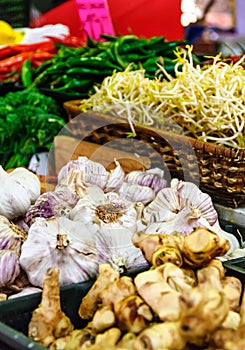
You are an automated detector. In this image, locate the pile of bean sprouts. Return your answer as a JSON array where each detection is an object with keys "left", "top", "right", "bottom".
[{"left": 80, "top": 46, "right": 245, "bottom": 149}]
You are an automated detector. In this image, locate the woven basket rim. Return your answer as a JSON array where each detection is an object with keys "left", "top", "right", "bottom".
[{"left": 63, "top": 100, "right": 245, "bottom": 159}]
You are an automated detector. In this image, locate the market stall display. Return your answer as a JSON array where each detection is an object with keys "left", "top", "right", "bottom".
[{"left": 0, "top": 22, "right": 244, "bottom": 350}]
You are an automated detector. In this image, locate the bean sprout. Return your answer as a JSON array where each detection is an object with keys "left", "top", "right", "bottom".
[{"left": 80, "top": 47, "right": 245, "bottom": 149}]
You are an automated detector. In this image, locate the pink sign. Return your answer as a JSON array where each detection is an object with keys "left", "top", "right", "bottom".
[{"left": 75, "top": 0, "right": 115, "bottom": 41}]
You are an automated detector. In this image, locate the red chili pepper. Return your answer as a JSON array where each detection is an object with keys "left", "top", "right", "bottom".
[
  {"left": 32, "top": 52, "right": 53, "bottom": 60},
  {"left": 31, "top": 59, "right": 43, "bottom": 68},
  {"left": 45, "top": 35, "right": 87, "bottom": 47},
  {"left": 0, "top": 52, "right": 33, "bottom": 69},
  {"left": 0, "top": 46, "right": 21, "bottom": 60},
  {"left": 10, "top": 40, "right": 57, "bottom": 53}
]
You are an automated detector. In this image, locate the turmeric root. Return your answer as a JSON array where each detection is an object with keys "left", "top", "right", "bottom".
[{"left": 28, "top": 267, "right": 74, "bottom": 347}]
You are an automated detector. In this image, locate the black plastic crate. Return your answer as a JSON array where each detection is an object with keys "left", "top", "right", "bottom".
[
  {"left": 0, "top": 267, "right": 147, "bottom": 350},
  {"left": 223, "top": 257, "right": 245, "bottom": 285},
  {"left": 0, "top": 280, "right": 94, "bottom": 350}
]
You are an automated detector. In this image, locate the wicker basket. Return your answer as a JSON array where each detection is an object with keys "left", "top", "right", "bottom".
[{"left": 63, "top": 100, "right": 245, "bottom": 208}]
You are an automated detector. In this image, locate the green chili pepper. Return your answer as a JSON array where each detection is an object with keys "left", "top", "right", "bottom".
[
  {"left": 21, "top": 59, "right": 32, "bottom": 87},
  {"left": 66, "top": 67, "right": 115, "bottom": 76},
  {"left": 54, "top": 78, "right": 93, "bottom": 91}
]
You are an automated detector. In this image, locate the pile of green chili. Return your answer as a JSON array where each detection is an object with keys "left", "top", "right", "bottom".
[{"left": 29, "top": 35, "right": 188, "bottom": 96}]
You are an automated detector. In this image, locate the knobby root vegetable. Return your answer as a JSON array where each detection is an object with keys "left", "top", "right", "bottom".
[
  {"left": 222, "top": 276, "right": 242, "bottom": 312},
  {"left": 91, "top": 306, "right": 116, "bottom": 332},
  {"left": 132, "top": 230, "right": 184, "bottom": 265},
  {"left": 179, "top": 286, "right": 229, "bottom": 347},
  {"left": 114, "top": 294, "right": 153, "bottom": 333},
  {"left": 133, "top": 322, "right": 186, "bottom": 350},
  {"left": 134, "top": 265, "right": 181, "bottom": 322},
  {"left": 28, "top": 267, "right": 73, "bottom": 347},
  {"left": 78, "top": 264, "right": 120, "bottom": 319}
]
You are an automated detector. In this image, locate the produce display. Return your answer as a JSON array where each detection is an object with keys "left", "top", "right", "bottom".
[
  {"left": 0, "top": 157, "right": 243, "bottom": 300},
  {"left": 0, "top": 27, "right": 245, "bottom": 350},
  {"left": 79, "top": 46, "right": 245, "bottom": 149},
  {"left": 0, "top": 89, "right": 66, "bottom": 169}
]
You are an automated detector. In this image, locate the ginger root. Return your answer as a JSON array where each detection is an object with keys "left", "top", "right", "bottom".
[
  {"left": 79, "top": 264, "right": 120, "bottom": 319},
  {"left": 133, "top": 322, "right": 186, "bottom": 350},
  {"left": 28, "top": 267, "right": 74, "bottom": 347}
]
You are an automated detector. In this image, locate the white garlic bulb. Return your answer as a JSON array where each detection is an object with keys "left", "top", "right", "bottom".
[
  {"left": 0, "top": 166, "right": 40, "bottom": 219},
  {"left": 19, "top": 216, "right": 98, "bottom": 287},
  {"left": 69, "top": 185, "right": 148, "bottom": 272}
]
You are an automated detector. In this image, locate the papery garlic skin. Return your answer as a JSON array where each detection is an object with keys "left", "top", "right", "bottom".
[
  {"left": 8, "top": 287, "right": 42, "bottom": 299},
  {"left": 8, "top": 167, "right": 40, "bottom": 203},
  {"left": 0, "top": 215, "right": 26, "bottom": 255},
  {"left": 96, "top": 227, "right": 149, "bottom": 273},
  {"left": 25, "top": 189, "right": 79, "bottom": 226},
  {"left": 144, "top": 182, "right": 218, "bottom": 232},
  {"left": 119, "top": 183, "right": 155, "bottom": 205},
  {"left": 19, "top": 217, "right": 98, "bottom": 287},
  {"left": 57, "top": 157, "right": 125, "bottom": 194},
  {"left": 0, "top": 249, "right": 20, "bottom": 287},
  {"left": 70, "top": 186, "right": 138, "bottom": 232},
  {"left": 0, "top": 166, "right": 40, "bottom": 220},
  {"left": 125, "top": 168, "right": 167, "bottom": 194},
  {"left": 69, "top": 185, "right": 148, "bottom": 272}
]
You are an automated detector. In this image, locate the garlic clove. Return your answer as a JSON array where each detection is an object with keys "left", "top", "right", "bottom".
[
  {"left": 95, "top": 226, "right": 149, "bottom": 273},
  {"left": 0, "top": 249, "right": 20, "bottom": 287},
  {"left": 119, "top": 183, "right": 155, "bottom": 205},
  {"left": 104, "top": 159, "right": 125, "bottom": 193},
  {"left": 125, "top": 167, "right": 167, "bottom": 193},
  {"left": 25, "top": 189, "right": 79, "bottom": 225}
]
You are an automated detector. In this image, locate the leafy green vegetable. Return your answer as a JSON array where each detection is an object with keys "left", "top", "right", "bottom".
[{"left": 0, "top": 88, "right": 66, "bottom": 169}]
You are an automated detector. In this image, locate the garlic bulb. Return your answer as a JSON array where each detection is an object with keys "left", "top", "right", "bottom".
[
  {"left": 0, "top": 249, "right": 20, "bottom": 287},
  {"left": 0, "top": 166, "right": 40, "bottom": 219},
  {"left": 25, "top": 189, "right": 79, "bottom": 226},
  {"left": 8, "top": 167, "right": 40, "bottom": 202},
  {"left": 57, "top": 157, "right": 125, "bottom": 194},
  {"left": 0, "top": 215, "right": 26, "bottom": 255},
  {"left": 69, "top": 186, "right": 148, "bottom": 272},
  {"left": 70, "top": 186, "right": 138, "bottom": 232},
  {"left": 144, "top": 181, "right": 218, "bottom": 230},
  {"left": 19, "top": 216, "right": 98, "bottom": 287}
]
